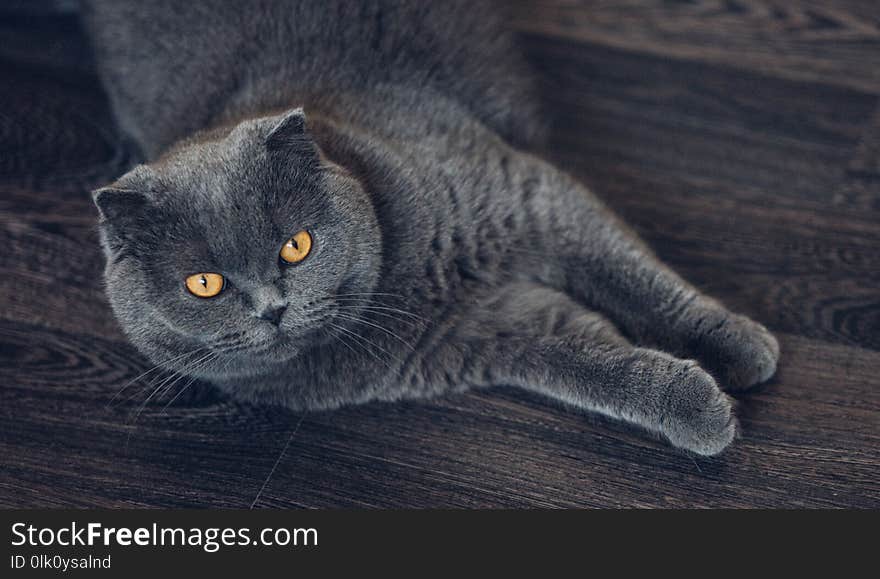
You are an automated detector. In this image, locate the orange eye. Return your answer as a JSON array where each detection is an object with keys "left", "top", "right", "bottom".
[
  {"left": 280, "top": 230, "right": 312, "bottom": 264},
  {"left": 185, "top": 273, "right": 225, "bottom": 298}
]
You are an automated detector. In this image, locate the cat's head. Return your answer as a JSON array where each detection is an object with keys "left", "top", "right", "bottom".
[{"left": 93, "top": 108, "right": 381, "bottom": 378}]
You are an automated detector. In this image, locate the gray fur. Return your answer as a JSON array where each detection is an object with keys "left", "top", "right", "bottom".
[{"left": 84, "top": 0, "right": 779, "bottom": 455}]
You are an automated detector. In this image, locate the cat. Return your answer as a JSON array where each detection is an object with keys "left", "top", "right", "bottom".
[{"left": 83, "top": 0, "right": 779, "bottom": 456}]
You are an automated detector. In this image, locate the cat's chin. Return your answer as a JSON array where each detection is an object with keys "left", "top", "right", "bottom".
[
  {"left": 206, "top": 324, "right": 337, "bottom": 375},
  {"left": 201, "top": 344, "right": 302, "bottom": 380},
  {"left": 229, "top": 338, "right": 301, "bottom": 364}
]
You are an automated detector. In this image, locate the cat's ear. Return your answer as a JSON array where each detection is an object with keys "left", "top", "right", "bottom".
[
  {"left": 92, "top": 187, "right": 152, "bottom": 222},
  {"left": 265, "top": 108, "right": 310, "bottom": 151},
  {"left": 92, "top": 165, "right": 157, "bottom": 222}
]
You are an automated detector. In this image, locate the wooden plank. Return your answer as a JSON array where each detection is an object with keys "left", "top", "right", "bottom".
[
  {"left": 838, "top": 106, "right": 880, "bottom": 212},
  {"left": 1, "top": 320, "right": 877, "bottom": 508},
  {"left": 522, "top": 35, "right": 878, "bottom": 204},
  {"left": 1, "top": 5, "right": 878, "bottom": 508},
  {"left": 0, "top": 62, "right": 129, "bottom": 190},
  {"left": 510, "top": 0, "right": 880, "bottom": 95}
]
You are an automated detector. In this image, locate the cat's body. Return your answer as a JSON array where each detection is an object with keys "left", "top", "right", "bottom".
[
  {"left": 84, "top": 0, "right": 779, "bottom": 455},
  {"left": 82, "top": 0, "right": 541, "bottom": 157}
]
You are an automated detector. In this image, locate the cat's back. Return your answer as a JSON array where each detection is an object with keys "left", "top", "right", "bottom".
[{"left": 82, "top": 0, "right": 541, "bottom": 157}]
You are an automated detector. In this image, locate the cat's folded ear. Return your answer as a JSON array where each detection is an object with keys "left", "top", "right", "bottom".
[
  {"left": 91, "top": 166, "right": 156, "bottom": 223},
  {"left": 265, "top": 108, "right": 313, "bottom": 153},
  {"left": 92, "top": 187, "right": 151, "bottom": 222}
]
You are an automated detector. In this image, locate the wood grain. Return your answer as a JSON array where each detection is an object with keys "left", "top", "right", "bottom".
[
  {"left": 510, "top": 0, "right": 880, "bottom": 94},
  {"left": 1, "top": 4, "right": 878, "bottom": 508},
  {"left": 1, "top": 320, "right": 877, "bottom": 508}
]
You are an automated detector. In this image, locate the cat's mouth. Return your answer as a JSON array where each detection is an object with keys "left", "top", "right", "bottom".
[{"left": 198, "top": 299, "right": 366, "bottom": 368}]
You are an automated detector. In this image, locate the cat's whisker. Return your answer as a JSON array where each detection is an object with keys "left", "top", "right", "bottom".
[
  {"left": 159, "top": 375, "right": 200, "bottom": 415},
  {"left": 135, "top": 367, "right": 187, "bottom": 409},
  {"left": 333, "top": 304, "right": 427, "bottom": 328},
  {"left": 331, "top": 311, "right": 416, "bottom": 352},
  {"left": 332, "top": 299, "right": 425, "bottom": 315},
  {"left": 124, "top": 352, "right": 219, "bottom": 451},
  {"left": 118, "top": 347, "right": 214, "bottom": 409},
  {"left": 346, "top": 330, "right": 405, "bottom": 371},
  {"left": 318, "top": 292, "right": 429, "bottom": 339},
  {"left": 120, "top": 358, "right": 193, "bottom": 405},
  {"left": 327, "top": 326, "right": 362, "bottom": 360},
  {"left": 326, "top": 322, "right": 384, "bottom": 367},
  {"left": 155, "top": 351, "right": 218, "bottom": 402},
  {"left": 121, "top": 369, "right": 175, "bottom": 405},
  {"left": 107, "top": 347, "right": 208, "bottom": 408},
  {"left": 125, "top": 350, "right": 217, "bottom": 442},
  {"left": 327, "top": 322, "right": 402, "bottom": 374},
  {"left": 159, "top": 351, "right": 217, "bottom": 415},
  {"left": 166, "top": 352, "right": 220, "bottom": 398},
  {"left": 330, "top": 299, "right": 427, "bottom": 323},
  {"left": 331, "top": 291, "right": 406, "bottom": 299}
]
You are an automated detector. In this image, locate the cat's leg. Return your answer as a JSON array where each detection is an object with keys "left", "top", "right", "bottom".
[
  {"left": 436, "top": 283, "right": 737, "bottom": 455},
  {"left": 530, "top": 167, "right": 779, "bottom": 391}
]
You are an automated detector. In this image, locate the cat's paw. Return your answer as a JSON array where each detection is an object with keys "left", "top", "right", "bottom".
[
  {"left": 696, "top": 314, "right": 780, "bottom": 392},
  {"left": 661, "top": 362, "right": 737, "bottom": 456}
]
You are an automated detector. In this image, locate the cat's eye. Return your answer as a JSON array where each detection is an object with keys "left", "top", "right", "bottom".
[
  {"left": 280, "top": 230, "right": 312, "bottom": 264},
  {"left": 185, "top": 273, "right": 225, "bottom": 298}
]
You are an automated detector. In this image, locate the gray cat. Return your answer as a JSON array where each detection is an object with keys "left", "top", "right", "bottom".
[{"left": 83, "top": 0, "right": 779, "bottom": 455}]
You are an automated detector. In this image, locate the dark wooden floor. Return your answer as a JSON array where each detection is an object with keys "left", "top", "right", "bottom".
[{"left": 1, "top": 1, "right": 879, "bottom": 508}]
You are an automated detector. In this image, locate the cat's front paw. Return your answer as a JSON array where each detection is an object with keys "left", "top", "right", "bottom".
[
  {"left": 695, "top": 314, "right": 780, "bottom": 392},
  {"left": 661, "top": 363, "right": 737, "bottom": 456}
]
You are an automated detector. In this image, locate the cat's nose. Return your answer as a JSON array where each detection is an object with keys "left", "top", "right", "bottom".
[{"left": 257, "top": 305, "right": 287, "bottom": 326}]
